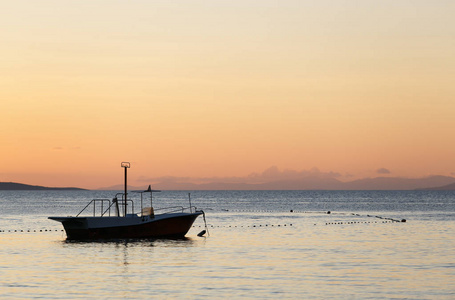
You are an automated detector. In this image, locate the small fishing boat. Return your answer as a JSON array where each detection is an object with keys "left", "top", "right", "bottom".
[{"left": 49, "top": 162, "right": 205, "bottom": 240}]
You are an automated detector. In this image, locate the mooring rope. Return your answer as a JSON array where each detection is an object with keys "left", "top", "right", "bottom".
[{"left": 201, "top": 210, "right": 209, "bottom": 237}]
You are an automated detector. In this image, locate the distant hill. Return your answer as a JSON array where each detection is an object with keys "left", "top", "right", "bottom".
[
  {"left": 97, "top": 184, "right": 149, "bottom": 191},
  {"left": 5, "top": 175, "right": 455, "bottom": 191},
  {"left": 0, "top": 182, "right": 86, "bottom": 191},
  {"left": 98, "top": 175, "right": 455, "bottom": 190},
  {"left": 417, "top": 182, "right": 455, "bottom": 191},
  {"left": 342, "top": 175, "right": 455, "bottom": 190}
]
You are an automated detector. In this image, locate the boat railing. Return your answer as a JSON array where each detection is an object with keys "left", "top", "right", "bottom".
[
  {"left": 76, "top": 199, "right": 113, "bottom": 217},
  {"left": 117, "top": 200, "right": 135, "bottom": 217},
  {"left": 75, "top": 199, "right": 197, "bottom": 217},
  {"left": 154, "top": 205, "right": 198, "bottom": 214}
]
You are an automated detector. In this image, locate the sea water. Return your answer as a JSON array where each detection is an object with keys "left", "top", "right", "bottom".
[{"left": 0, "top": 190, "right": 454, "bottom": 299}]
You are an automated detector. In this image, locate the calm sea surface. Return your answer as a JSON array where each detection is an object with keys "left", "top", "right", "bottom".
[{"left": 1, "top": 190, "right": 454, "bottom": 299}]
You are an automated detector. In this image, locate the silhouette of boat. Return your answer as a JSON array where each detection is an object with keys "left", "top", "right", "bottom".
[{"left": 49, "top": 162, "right": 205, "bottom": 240}]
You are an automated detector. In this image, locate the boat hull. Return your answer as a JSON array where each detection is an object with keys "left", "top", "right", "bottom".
[{"left": 49, "top": 212, "right": 202, "bottom": 240}]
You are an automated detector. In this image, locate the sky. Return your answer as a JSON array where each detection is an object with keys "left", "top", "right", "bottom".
[{"left": 1, "top": 1, "right": 455, "bottom": 189}]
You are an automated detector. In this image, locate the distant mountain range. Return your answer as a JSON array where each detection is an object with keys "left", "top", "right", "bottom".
[
  {"left": 416, "top": 182, "right": 455, "bottom": 191},
  {"left": 0, "top": 182, "right": 86, "bottom": 191},
  {"left": 97, "top": 175, "right": 455, "bottom": 191},
  {"left": 3, "top": 175, "right": 455, "bottom": 191}
]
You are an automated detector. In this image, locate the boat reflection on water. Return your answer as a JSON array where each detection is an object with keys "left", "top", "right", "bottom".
[
  {"left": 62, "top": 236, "right": 200, "bottom": 246},
  {"left": 49, "top": 162, "right": 206, "bottom": 241}
]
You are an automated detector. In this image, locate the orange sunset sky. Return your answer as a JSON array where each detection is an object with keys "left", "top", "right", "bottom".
[{"left": 2, "top": 1, "right": 455, "bottom": 189}]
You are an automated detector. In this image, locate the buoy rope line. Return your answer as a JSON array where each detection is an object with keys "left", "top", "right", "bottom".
[
  {"left": 0, "top": 229, "right": 64, "bottom": 233},
  {"left": 224, "top": 209, "right": 332, "bottom": 213},
  {"left": 193, "top": 224, "right": 294, "bottom": 228},
  {"left": 350, "top": 213, "right": 406, "bottom": 223},
  {"left": 0, "top": 211, "right": 406, "bottom": 233}
]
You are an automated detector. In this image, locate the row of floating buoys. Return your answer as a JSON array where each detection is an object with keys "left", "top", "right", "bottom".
[
  {"left": 0, "top": 229, "right": 64, "bottom": 233},
  {"left": 191, "top": 219, "right": 405, "bottom": 228},
  {"left": 227, "top": 209, "right": 332, "bottom": 214},
  {"left": 355, "top": 213, "right": 406, "bottom": 223},
  {"left": 224, "top": 210, "right": 280, "bottom": 213},
  {"left": 224, "top": 209, "right": 406, "bottom": 222},
  {"left": 290, "top": 210, "right": 331, "bottom": 214},
  {"left": 193, "top": 224, "right": 293, "bottom": 228},
  {"left": 214, "top": 209, "right": 408, "bottom": 224},
  {"left": 325, "top": 221, "right": 400, "bottom": 225}
]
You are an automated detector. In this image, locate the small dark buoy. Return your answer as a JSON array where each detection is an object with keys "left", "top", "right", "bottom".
[
  {"left": 290, "top": 209, "right": 293, "bottom": 213},
  {"left": 401, "top": 219, "right": 406, "bottom": 222},
  {"left": 327, "top": 211, "right": 331, "bottom": 214},
  {"left": 197, "top": 230, "right": 206, "bottom": 237}
]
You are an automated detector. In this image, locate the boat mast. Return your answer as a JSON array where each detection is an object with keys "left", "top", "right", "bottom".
[{"left": 121, "top": 162, "right": 130, "bottom": 217}]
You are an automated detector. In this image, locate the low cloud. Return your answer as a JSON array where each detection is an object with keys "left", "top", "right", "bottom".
[{"left": 376, "top": 168, "right": 391, "bottom": 174}]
